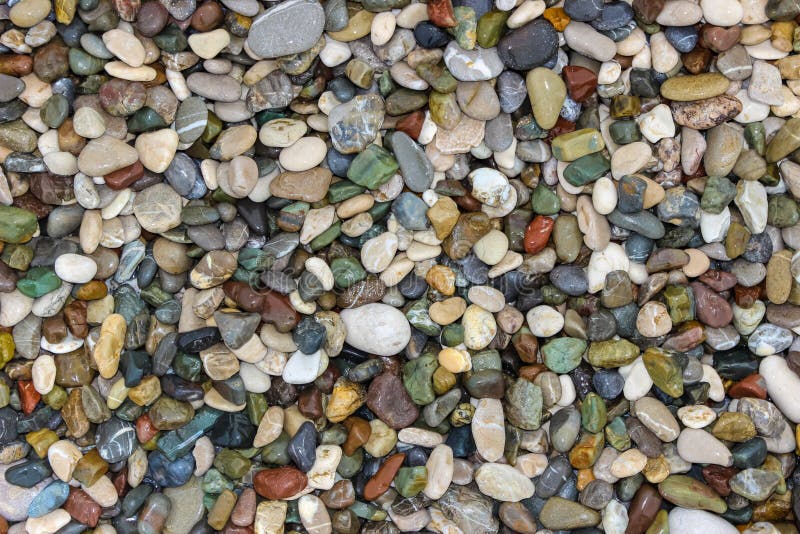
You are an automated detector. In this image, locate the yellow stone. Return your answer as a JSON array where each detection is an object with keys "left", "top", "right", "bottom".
[
  {"left": 26, "top": 428, "right": 58, "bottom": 458},
  {"left": 325, "top": 378, "right": 365, "bottom": 423},
  {"left": 255, "top": 500, "right": 287, "bottom": 534},
  {"left": 327, "top": 10, "right": 375, "bottom": 42},
  {"left": 438, "top": 347, "right": 472, "bottom": 373},
  {"left": 93, "top": 313, "right": 126, "bottom": 379},
  {"left": 54, "top": 0, "right": 76, "bottom": 24},
  {"left": 432, "top": 367, "right": 456, "bottom": 395},
  {"left": 106, "top": 378, "right": 129, "bottom": 410},
  {"left": 642, "top": 455, "right": 670, "bottom": 483},
  {"left": 127, "top": 375, "right": 161, "bottom": 406}
]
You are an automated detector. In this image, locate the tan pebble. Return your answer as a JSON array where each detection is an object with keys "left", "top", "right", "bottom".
[{"left": 682, "top": 248, "right": 710, "bottom": 277}]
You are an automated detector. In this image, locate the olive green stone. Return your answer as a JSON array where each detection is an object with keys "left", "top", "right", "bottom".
[
  {"left": 406, "top": 300, "right": 441, "bottom": 336},
  {"left": 609, "top": 95, "right": 641, "bottom": 119},
  {"left": 587, "top": 339, "right": 640, "bottom": 368},
  {"left": 202, "top": 468, "right": 234, "bottom": 494},
  {"left": 711, "top": 412, "right": 757, "bottom": 443},
  {"left": 2, "top": 243, "right": 33, "bottom": 269},
  {"left": 642, "top": 348, "right": 684, "bottom": 398},
  {"left": 725, "top": 222, "right": 750, "bottom": 259},
  {"left": 768, "top": 195, "right": 800, "bottom": 227},
  {"left": 539, "top": 497, "right": 601, "bottom": 530},
  {"left": 17, "top": 267, "right": 61, "bottom": 298},
  {"left": 337, "top": 450, "right": 363, "bottom": 478},
  {"left": 530, "top": 185, "right": 561, "bottom": 215},
  {"left": 440, "top": 324, "right": 464, "bottom": 346},
  {"left": 663, "top": 285, "right": 695, "bottom": 324},
  {"left": 0, "top": 121, "right": 38, "bottom": 153},
  {"left": 429, "top": 91, "right": 461, "bottom": 129},
  {"left": 543, "top": 337, "right": 588, "bottom": 374},
  {"left": 550, "top": 128, "right": 605, "bottom": 162},
  {"left": 43, "top": 386, "right": 67, "bottom": 410},
  {"left": 328, "top": 180, "right": 366, "bottom": 203},
  {"left": 347, "top": 144, "right": 399, "bottom": 189},
  {"left": 246, "top": 392, "right": 268, "bottom": 426},
  {"left": 471, "top": 350, "right": 501, "bottom": 371},
  {"left": 395, "top": 466, "right": 428, "bottom": 498},
  {"left": 81, "top": 384, "right": 111, "bottom": 423},
  {"left": 476, "top": 10, "right": 508, "bottom": 48},
  {"left": 149, "top": 397, "right": 195, "bottom": 430},
  {"left": 700, "top": 176, "right": 737, "bottom": 214},
  {"left": 553, "top": 214, "right": 581, "bottom": 263},
  {"left": 605, "top": 416, "right": 631, "bottom": 451},
  {"left": 452, "top": 6, "right": 477, "bottom": 50},
  {"left": 69, "top": 48, "right": 106, "bottom": 75},
  {"left": 416, "top": 63, "right": 458, "bottom": 93},
  {"left": 349, "top": 501, "right": 386, "bottom": 521},
  {"left": 310, "top": 221, "right": 342, "bottom": 251},
  {"left": 580, "top": 393, "right": 607, "bottom": 434},
  {"left": 385, "top": 88, "right": 428, "bottom": 115},
  {"left": 745, "top": 122, "right": 766, "bottom": 155},
  {"left": 766, "top": 117, "right": 800, "bottom": 163},
  {"left": 213, "top": 449, "right": 251, "bottom": 479},
  {"left": 563, "top": 152, "right": 611, "bottom": 187},
  {"left": 609, "top": 119, "right": 641, "bottom": 145},
  {"left": 173, "top": 353, "right": 203, "bottom": 382},
  {"left": 402, "top": 353, "right": 438, "bottom": 405},
  {"left": 181, "top": 205, "right": 221, "bottom": 226},
  {"left": 659, "top": 73, "right": 731, "bottom": 102},
  {"left": 261, "top": 432, "right": 291, "bottom": 465},
  {"left": 658, "top": 475, "right": 727, "bottom": 513},
  {"left": 41, "top": 94, "right": 70, "bottom": 129},
  {"left": 505, "top": 378, "right": 542, "bottom": 430}
]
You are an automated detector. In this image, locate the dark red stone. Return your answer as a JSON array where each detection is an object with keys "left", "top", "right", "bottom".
[{"left": 562, "top": 66, "right": 597, "bottom": 103}]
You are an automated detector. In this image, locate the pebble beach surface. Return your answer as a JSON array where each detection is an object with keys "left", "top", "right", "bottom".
[{"left": 4, "top": 0, "right": 800, "bottom": 533}]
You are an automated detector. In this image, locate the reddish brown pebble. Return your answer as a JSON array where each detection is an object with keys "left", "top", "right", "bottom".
[
  {"left": 64, "top": 488, "right": 102, "bottom": 527},
  {"left": 562, "top": 66, "right": 597, "bottom": 103},
  {"left": 363, "top": 453, "right": 406, "bottom": 500},
  {"left": 625, "top": 484, "right": 662, "bottom": 534},
  {"left": 523, "top": 216, "right": 554, "bottom": 255},
  {"left": 253, "top": 467, "right": 308, "bottom": 500}
]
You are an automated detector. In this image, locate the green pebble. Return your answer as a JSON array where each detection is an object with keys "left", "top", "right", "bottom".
[
  {"left": 347, "top": 145, "right": 399, "bottom": 189},
  {"left": 476, "top": 10, "right": 509, "bottom": 48},
  {"left": 542, "top": 337, "right": 588, "bottom": 374},
  {"left": 451, "top": 6, "right": 477, "bottom": 50},
  {"left": 17, "top": 267, "right": 61, "bottom": 298},
  {"left": 328, "top": 180, "right": 366, "bottom": 203},
  {"left": 440, "top": 323, "right": 464, "bottom": 346},
  {"left": 0, "top": 206, "right": 38, "bottom": 244},
  {"left": 663, "top": 285, "right": 695, "bottom": 324},
  {"left": 402, "top": 353, "right": 438, "bottom": 405},
  {"left": 531, "top": 185, "right": 561, "bottom": 215},
  {"left": 605, "top": 416, "right": 631, "bottom": 451},
  {"left": 608, "top": 119, "right": 641, "bottom": 145},
  {"left": 700, "top": 176, "right": 737, "bottom": 214},
  {"left": 580, "top": 393, "right": 607, "bottom": 434},
  {"left": 395, "top": 466, "right": 428, "bottom": 498},
  {"left": 213, "top": 449, "right": 251, "bottom": 479},
  {"left": 127, "top": 107, "right": 168, "bottom": 133},
  {"left": 331, "top": 256, "right": 366, "bottom": 289},
  {"left": 153, "top": 24, "right": 188, "bottom": 53},
  {"left": 768, "top": 195, "right": 800, "bottom": 227},
  {"left": 563, "top": 152, "right": 611, "bottom": 187},
  {"left": 69, "top": 48, "right": 106, "bottom": 75},
  {"left": 406, "top": 299, "right": 441, "bottom": 336}
]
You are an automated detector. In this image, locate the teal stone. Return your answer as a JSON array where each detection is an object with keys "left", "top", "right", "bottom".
[
  {"left": 395, "top": 466, "right": 428, "bottom": 498},
  {"left": 732, "top": 437, "right": 768, "bottom": 469},
  {"left": 331, "top": 256, "right": 366, "bottom": 289},
  {"left": 542, "top": 337, "right": 588, "bottom": 374},
  {"left": 440, "top": 324, "right": 464, "bottom": 346},
  {"left": 347, "top": 145, "right": 399, "bottom": 189},
  {"left": 563, "top": 152, "right": 611, "bottom": 186},
  {"left": 531, "top": 185, "right": 561, "bottom": 215},
  {"left": 28, "top": 480, "right": 70, "bottom": 518},
  {"left": 40, "top": 94, "right": 69, "bottom": 129},
  {"left": 156, "top": 407, "right": 221, "bottom": 461},
  {"left": 261, "top": 432, "right": 291, "bottom": 465},
  {"left": 153, "top": 24, "right": 188, "bottom": 53},
  {"left": 406, "top": 299, "right": 441, "bottom": 336},
  {"left": 768, "top": 195, "right": 800, "bottom": 227},
  {"left": 17, "top": 267, "right": 61, "bottom": 298},
  {"left": 4, "top": 459, "right": 51, "bottom": 488},
  {"left": 608, "top": 119, "right": 641, "bottom": 145},
  {"left": 337, "top": 449, "right": 363, "bottom": 478},
  {"left": 402, "top": 353, "right": 438, "bottom": 405},
  {"left": 127, "top": 107, "right": 168, "bottom": 133},
  {"left": 580, "top": 392, "right": 607, "bottom": 434},
  {"left": 201, "top": 468, "right": 233, "bottom": 494},
  {"left": 310, "top": 221, "right": 342, "bottom": 251},
  {"left": 328, "top": 180, "right": 366, "bottom": 203},
  {"left": 69, "top": 48, "right": 106, "bottom": 75},
  {"left": 700, "top": 176, "right": 737, "bottom": 214}
]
